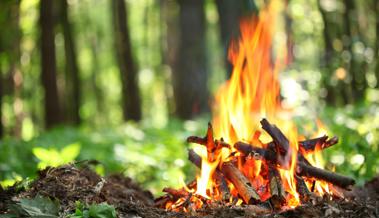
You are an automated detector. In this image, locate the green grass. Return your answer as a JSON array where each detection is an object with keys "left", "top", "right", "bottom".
[{"left": 0, "top": 106, "right": 378, "bottom": 194}]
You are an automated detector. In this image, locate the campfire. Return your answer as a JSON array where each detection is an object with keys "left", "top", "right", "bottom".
[{"left": 155, "top": 2, "right": 355, "bottom": 214}]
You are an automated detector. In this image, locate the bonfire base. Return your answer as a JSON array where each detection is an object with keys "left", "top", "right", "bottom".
[{"left": 0, "top": 164, "right": 378, "bottom": 218}]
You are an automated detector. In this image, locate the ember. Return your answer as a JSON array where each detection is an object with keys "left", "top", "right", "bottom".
[{"left": 155, "top": 2, "right": 355, "bottom": 214}]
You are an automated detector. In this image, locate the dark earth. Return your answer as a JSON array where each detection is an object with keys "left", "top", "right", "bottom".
[{"left": 0, "top": 163, "right": 378, "bottom": 217}]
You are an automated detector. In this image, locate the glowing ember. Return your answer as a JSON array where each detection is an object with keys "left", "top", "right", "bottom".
[{"left": 156, "top": 1, "right": 355, "bottom": 213}]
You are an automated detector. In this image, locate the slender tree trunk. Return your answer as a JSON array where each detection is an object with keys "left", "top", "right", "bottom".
[
  {"left": 375, "top": 0, "right": 379, "bottom": 88},
  {"left": 215, "top": 0, "right": 243, "bottom": 78},
  {"left": 160, "top": 0, "right": 179, "bottom": 114},
  {"left": 111, "top": 0, "right": 142, "bottom": 121},
  {"left": 342, "top": 0, "right": 368, "bottom": 102},
  {"left": 284, "top": 0, "right": 294, "bottom": 64},
  {"left": 60, "top": 0, "right": 81, "bottom": 125},
  {"left": 40, "top": 0, "right": 62, "bottom": 128},
  {"left": 0, "top": 0, "right": 23, "bottom": 137},
  {"left": 0, "top": 61, "right": 3, "bottom": 138},
  {"left": 215, "top": 0, "right": 258, "bottom": 78},
  {"left": 317, "top": 0, "right": 353, "bottom": 105},
  {"left": 173, "top": 0, "right": 208, "bottom": 119}
]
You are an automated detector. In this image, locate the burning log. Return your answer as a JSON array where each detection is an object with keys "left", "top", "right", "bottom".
[
  {"left": 299, "top": 136, "right": 338, "bottom": 152},
  {"left": 234, "top": 141, "right": 355, "bottom": 189},
  {"left": 187, "top": 123, "right": 230, "bottom": 162},
  {"left": 268, "top": 165, "right": 286, "bottom": 208},
  {"left": 155, "top": 180, "right": 197, "bottom": 208},
  {"left": 295, "top": 175, "right": 311, "bottom": 203},
  {"left": 297, "top": 162, "right": 355, "bottom": 189},
  {"left": 163, "top": 187, "right": 188, "bottom": 199},
  {"left": 221, "top": 161, "right": 261, "bottom": 204},
  {"left": 260, "top": 118, "right": 289, "bottom": 157},
  {"left": 187, "top": 149, "right": 231, "bottom": 201},
  {"left": 188, "top": 149, "right": 259, "bottom": 204},
  {"left": 234, "top": 141, "right": 277, "bottom": 164}
]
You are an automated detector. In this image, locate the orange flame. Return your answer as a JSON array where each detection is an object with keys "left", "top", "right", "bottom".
[{"left": 167, "top": 1, "right": 335, "bottom": 211}]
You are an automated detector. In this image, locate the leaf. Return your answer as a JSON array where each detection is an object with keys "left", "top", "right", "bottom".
[
  {"left": 32, "top": 148, "right": 51, "bottom": 162},
  {"left": 8, "top": 195, "right": 59, "bottom": 218},
  {"left": 60, "top": 143, "right": 81, "bottom": 163},
  {"left": 88, "top": 203, "right": 116, "bottom": 218}
]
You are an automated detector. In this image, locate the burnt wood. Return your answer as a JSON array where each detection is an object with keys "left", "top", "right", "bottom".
[
  {"left": 187, "top": 149, "right": 231, "bottom": 200},
  {"left": 260, "top": 118, "right": 289, "bottom": 157},
  {"left": 295, "top": 175, "right": 311, "bottom": 203},
  {"left": 268, "top": 165, "right": 286, "bottom": 208},
  {"left": 234, "top": 142, "right": 355, "bottom": 189},
  {"left": 221, "top": 161, "right": 261, "bottom": 204},
  {"left": 297, "top": 162, "right": 355, "bottom": 189}
]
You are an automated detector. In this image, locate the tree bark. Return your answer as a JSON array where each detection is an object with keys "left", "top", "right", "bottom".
[
  {"left": 0, "top": 60, "right": 3, "bottom": 138},
  {"left": 215, "top": 0, "right": 258, "bottom": 78},
  {"left": 112, "top": 0, "right": 142, "bottom": 121},
  {"left": 0, "top": 0, "right": 23, "bottom": 137},
  {"left": 60, "top": 0, "right": 81, "bottom": 125},
  {"left": 173, "top": 0, "right": 208, "bottom": 119},
  {"left": 342, "top": 0, "right": 366, "bottom": 102},
  {"left": 40, "top": 0, "right": 62, "bottom": 129},
  {"left": 375, "top": 0, "right": 379, "bottom": 88}
]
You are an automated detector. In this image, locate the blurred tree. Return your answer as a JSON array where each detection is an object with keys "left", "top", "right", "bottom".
[
  {"left": 59, "top": 0, "right": 81, "bottom": 125},
  {"left": 160, "top": 0, "right": 178, "bottom": 113},
  {"left": 342, "top": 0, "right": 367, "bottom": 101},
  {"left": 111, "top": 0, "right": 142, "bottom": 121},
  {"left": 40, "top": 0, "right": 62, "bottom": 128},
  {"left": 374, "top": 0, "right": 379, "bottom": 88},
  {"left": 0, "top": 0, "right": 23, "bottom": 137},
  {"left": 0, "top": 60, "right": 2, "bottom": 138},
  {"left": 173, "top": 0, "right": 208, "bottom": 119},
  {"left": 215, "top": 0, "right": 258, "bottom": 78}
]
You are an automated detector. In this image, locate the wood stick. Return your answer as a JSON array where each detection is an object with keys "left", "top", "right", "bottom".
[
  {"left": 214, "top": 171, "right": 231, "bottom": 201},
  {"left": 299, "top": 136, "right": 338, "bottom": 152},
  {"left": 268, "top": 165, "right": 286, "bottom": 208},
  {"left": 163, "top": 187, "right": 188, "bottom": 198},
  {"left": 187, "top": 149, "right": 231, "bottom": 200},
  {"left": 298, "top": 135, "right": 328, "bottom": 151},
  {"left": 260, "top": 118, "right": 289, "bottom": 157},
  {"left": 297, "top": 162, "right": 355, "bottom": 189},
  {"left": 234, "top": 142, "right": 355, "bottom": 189},
  {"left": 221, "top": 161, "right": 261, "bottom": 204},
  {"left": 234, "top": 142, "right": 277, "bottom": 164},
  {"left": 295, "top": 175, "right": 310, "bottom": 203}
]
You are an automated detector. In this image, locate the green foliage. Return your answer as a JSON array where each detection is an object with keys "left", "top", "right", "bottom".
[
  {"left": 68, "top": 202, "right": 116, "bottom": 218},
  {"left": 0, "top": 119, "right": 207, "bottom": 194},
  {"left": 33, "top": 143, "right": 81, "bottom": 169},
  {"left": 5, "top": 195, "right": 59, "bottom": 218}
]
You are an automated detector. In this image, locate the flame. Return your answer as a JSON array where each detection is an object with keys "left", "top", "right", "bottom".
[
  {"left": 165, "top": 1, "right": 336, "bottom": 212},
  {"left": 212, "top": 6, "right": 281, "bottom": 144},
  {"left": 278, "top": 127, "right": 300, "bottom": 207}
]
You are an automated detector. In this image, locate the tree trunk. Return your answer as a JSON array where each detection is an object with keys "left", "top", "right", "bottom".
[
  {"left": 0, "top": 61, "right": 3, "bottom": 138},
  {"left": 173, "top": 0, "right": 208, "bottom": 119},
  {"left": 342, "top": 0, "right": 366, "bottom": 102},
  {"left": 160, "top": 0, "right": 178, "bottom": 114},
  {"left": 317, "top": 0, "right": 353, "bottom": 105},
  {"left": 60, "top": 0, "right": 81, "bottom": 125},
  {"left": 111, "top": 0, "right": 142, "bottom": 121},
  {"left": 215, "top": 0, "right": 258, "bottom": 78},
  {"left": 0, "top": 0, "right": 23, "bottom": 137},
  {"left": 40, "top": 0, "right": 62, "bottom": 129},
  {"left": 375, "top": 0, "right": 379, "bottom": 88}
]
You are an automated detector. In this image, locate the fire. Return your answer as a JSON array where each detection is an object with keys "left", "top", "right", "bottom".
[
  {"left": 212, "top": 7, "right": 280, "bottom": 144},
  {"left": 159, "top": 1, "right": 348, "bottom": 213}
]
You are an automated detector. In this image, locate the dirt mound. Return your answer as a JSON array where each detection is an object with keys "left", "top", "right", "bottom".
[{"left": 1, "top": 164, "right": 378, "bottom": 217}]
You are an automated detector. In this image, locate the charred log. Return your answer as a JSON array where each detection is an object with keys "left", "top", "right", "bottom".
[
  {"left": 297, "top": 162, "right": 355, "bottom": 189},
  {"left": 221, "top": 161, "right": 261, "bottom": 204},
  {"left": 268, "top": 165, "right": 286, "bottom": 208}
]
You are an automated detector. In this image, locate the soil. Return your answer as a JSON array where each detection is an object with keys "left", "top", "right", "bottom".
[{"left": 0, "top": 164, "right": 378, "bottom": 218}]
